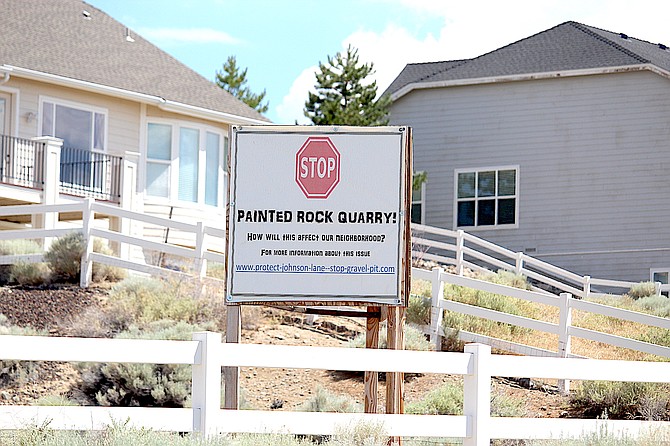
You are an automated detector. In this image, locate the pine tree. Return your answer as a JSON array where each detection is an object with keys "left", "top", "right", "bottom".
[
  {"left": 304, "top": 45, "right": 390, "bottom": 126},
  {"left": 215, "top": 56, "right": 269, "bottom": 114}
]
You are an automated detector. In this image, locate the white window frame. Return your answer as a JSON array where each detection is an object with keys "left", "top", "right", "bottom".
[
  {"left": 453, "top": 165, "right": 519, "bottom": 230},
  {"left": 650, "top": 268, "right": 670, "bottom": 296},
  {"left": 0, "top": 86, "right": 20, "bottom": 137},
  {"left": 411, "top": 176, "right": 426, "bottom": 225},
  {"left": 144, "top": 118, "right": 227, "bottom": 208},
  {"left": 38, "top": 96, "right": 108, "bottom": 152}
]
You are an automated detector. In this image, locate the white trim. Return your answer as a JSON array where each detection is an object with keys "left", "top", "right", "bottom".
[
  {"left": 650, "top": 268, "right": 670, "bottom": 284},
  {"left": 0, "top": 86, "right": 20, "bottom": 136},
  {"left": 145, "top": 117, "right": 226, "bottom": 208},
  {"left": 38, "top": 95, "right": 109, "bottom": 152},
  {"left": 411, "top": 175, "right": 426, "bottom": 225},
  {"left": 453, "top": 165, "right": 519, "bottom": 230},
  {"left": 391, "top": 64, "right": 668, "bottom": 101},
  {"left": 1, "top": 64, "right": 269, "bottom": 126}
]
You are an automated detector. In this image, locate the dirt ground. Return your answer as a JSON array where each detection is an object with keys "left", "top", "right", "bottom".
[{"left": 0, "top": 285, "right": 573, "bottom": 417}]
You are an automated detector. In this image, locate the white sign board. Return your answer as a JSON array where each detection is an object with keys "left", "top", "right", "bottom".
[{"left": 226, "top": 126, "right": 410, "bottom": 305}]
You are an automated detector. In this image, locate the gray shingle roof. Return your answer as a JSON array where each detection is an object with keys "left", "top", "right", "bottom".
[
  {"left": 0, "top": 0, "right": 270, "bottom": 123},
  {"left": 386, "top": 21, "right": 670, "bottom": 97}
]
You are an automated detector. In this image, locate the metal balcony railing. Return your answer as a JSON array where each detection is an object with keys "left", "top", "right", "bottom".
[
  {"left": 0, "top": 134, "right": 46, "bottom": 190},
  {"left": 59, "top": 146, "right": 122, "bottom": 203}
]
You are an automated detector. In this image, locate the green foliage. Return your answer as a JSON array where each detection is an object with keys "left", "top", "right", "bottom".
[
  {"left": 570, "top": 381, "right": 670, "bottom": 420},
  {"left": 627, "top": 281, "right": 657, "bottom": 300},
  {"left": 299, "top": 387, "right": 362, "bottom": 413},
  {"left": 407, "top": 294, "right": 431, "bottom": 325},
  {"left": 406, "top": 381, "right": 525, "bottom": 417},
  {"left": 349, "top": 323, "right": 433, "bottom": 351},
  {"left": 215, "top": 55, "right": 268, "bottom": 113},
  {"left": 304, "top": 44, "right": 390, "bottom": 126},
  {"left": 412, "top": 171, "right": 427, "bottom": 192},
  {"left": 31, "top": 395, "right": 78, "bottom": 406},
  {"left": 106, "top": 276, "right": 223, "bottom": 329},
  {"left": 633, "top": 294, "right": 670, "bottom": 317},
  {"left": 0, "top": 239, "right": 43, "bottom": 284},
  {"left": 10, "top": 261, "right": 49, "bottom": 286},
  {"left": 44, "top": 233, "right": 124, "bottom": 283},
  {"left": 0, "top": 315, "right": 45, "bottom": 388},
  {"left": 75, "top": 320, "right": 214, "bottom": 407}
]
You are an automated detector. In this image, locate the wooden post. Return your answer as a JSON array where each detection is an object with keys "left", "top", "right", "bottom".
[
  {"left": 224, "top": 305, "right": 241, "bottom": 410},
  {"left": 364, "top": 306, "right": 380, "bottom": 414}
]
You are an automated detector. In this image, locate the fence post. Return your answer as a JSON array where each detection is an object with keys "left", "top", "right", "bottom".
[
  {"left": 79, "top": 198, "right": 94, "bottom": 288},
  {"left": 456, "top": 230, "right": 465, "bottom": 276},
  {"left": 430, "top": 266, "right": 445, "bottom": 350},
  {"left": 463, "top": 343, "right": 491, "bottom": 446},
  {"left": 32, "top": 136, "right": 62, "bottom": 250},
  {"left": 192, "top": 331, "right": 222, "bottom": 437},
  {"left": 194, "top": 222, "right": 207, "bottom": 279},
  {"left": 515, "top": 252, "right": 524, "bottom": 275},
  {"left": 558, "top": 292, "right": 573, "bottom": 394},
  {"left": 115, "top": 151, "right": 139, "bottom": 261},
  {"left": 655, "top": 281, "right": 662, "bottom": 296},
  {"left": 583, "top": 275, "right": 591, "bottom": 299}
]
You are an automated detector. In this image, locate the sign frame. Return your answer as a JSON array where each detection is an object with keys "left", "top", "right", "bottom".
[{"left": 225, "top": 125, "right": 412, "bottom": 307}]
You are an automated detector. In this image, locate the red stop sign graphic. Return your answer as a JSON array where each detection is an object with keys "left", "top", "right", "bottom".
[{"left": 295, "top": 137, "right": 341, "bottom": 199}]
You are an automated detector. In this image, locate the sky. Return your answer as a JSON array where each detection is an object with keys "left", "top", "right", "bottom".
[{"left": 86, "top": 0, "right": 670, "bottom": 124}]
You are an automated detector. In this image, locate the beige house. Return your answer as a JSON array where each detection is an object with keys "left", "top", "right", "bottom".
[{"left": 0, "top": 0, "right": 269, "bottom": 250}]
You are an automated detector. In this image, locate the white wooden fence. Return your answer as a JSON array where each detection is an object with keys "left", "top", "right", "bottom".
[
  {"left": 413, "top": 266, "right": 670, "bottom": 392},
  {"left": 1, "top": 332, "right": 669, "bottom": 444},
  {"left": 0, "top": 199, "right": 226, "bottom": 287},
  {"left": 411, "top": 224, "right": 660, "bottom": 299}
]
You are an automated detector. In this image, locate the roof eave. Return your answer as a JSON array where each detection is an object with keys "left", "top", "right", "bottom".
[
  {"left": 1, "top": 64, "right": 268, "bottom": 126},
  {"left": 390, "top": 64, "right": 666, "bottom": 101}
]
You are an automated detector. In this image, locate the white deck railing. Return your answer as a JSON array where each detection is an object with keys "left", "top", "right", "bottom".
[{"left": 0, "top": 333, "right": 669, "bottom": 444}]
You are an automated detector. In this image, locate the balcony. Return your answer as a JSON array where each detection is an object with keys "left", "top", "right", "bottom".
[{"left": 0, "top": 134, "right": 122, "bottom": 203}]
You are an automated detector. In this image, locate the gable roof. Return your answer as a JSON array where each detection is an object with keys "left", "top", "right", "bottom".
[
  {"left": 386, "top": 21, "right": 670, "bottom": 100},
  {"left": 0, "top": 0, "right": 269, "bottom": 124}
]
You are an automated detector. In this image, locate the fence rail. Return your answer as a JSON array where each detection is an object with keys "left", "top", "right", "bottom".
[
  {"left": 412, "top": 224, "right": 650, "bottom": 299},
  {"left": 0, "top": 333, "right": 669, "bottom": 443}
]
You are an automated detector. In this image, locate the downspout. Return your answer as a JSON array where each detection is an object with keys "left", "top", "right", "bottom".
[{"left": 0, "top": 71, "right": 9, "bottom": 85}]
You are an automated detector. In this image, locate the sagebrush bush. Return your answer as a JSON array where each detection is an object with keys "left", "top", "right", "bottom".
[
  {"left": 570, "top": 380, "right": 670, "bottom": 420},
  {"left": 0, "top": 239, "right": 42, "bottom": 284},
  {"left": 406, "top": 294, "right": 431, "bottom": 325},
  {"left": 633, "top": 294, "right": 670, "bottom": 318},
  {"left": 406, "top": 380, "right": 525, "bottom": 417},
  {"left": 299, "top": 387, "right": 362, "bottom": 413},
  {"left": 627, "top": 282, "right": 657, "bottom": 300},
  {"left": 44, "top": 232, "right": 125, "bottom": 283},
  {"left": 485, "top": 270, "right": 532, "bottom": 290},
  {"left": 9, "top": 261, "right": 49, "bottom": 286},
  {"left": 349, "top": 323, "right": 433, "bottom": 351},
  {"left": 105, "top": 276, "right": 224, "bottom": 329},
  {"left": 74, "top": 320, "right": 215, "bottom": 407},
  {"left": 0, "top": 315, "right": 45, "bottom": 388}
]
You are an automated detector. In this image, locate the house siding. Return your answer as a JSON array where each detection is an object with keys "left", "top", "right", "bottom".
[{"left": 391, "top": 70, "right": 670, "bottom": 282}]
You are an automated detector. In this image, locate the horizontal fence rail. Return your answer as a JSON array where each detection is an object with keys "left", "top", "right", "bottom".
[
  {"left": 411, "top": 223, "right": 647, "bottom": 299},
  {"left": 0, "top": 335, "right": 669, "bottom": 443}
]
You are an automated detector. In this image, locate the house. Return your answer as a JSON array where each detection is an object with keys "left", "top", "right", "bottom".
[
  {"left": 0, "top": 0, "right": 269, "bottom": 255},
  {"left": 387, "top": 21, "right": 670, "bottom": 285}
]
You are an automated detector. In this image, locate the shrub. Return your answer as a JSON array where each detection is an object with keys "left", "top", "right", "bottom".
[
  {"left": 0, "top": 239, "right": 43, "bottom": 284},
  {"left": 485, "top": 270, "right": 532, "bottom": 290},
  {"left": 74, "top": 320, "right": 215, "bottom": 407},
  {"left": 105, "top": 276, "right": 224, "bottom": 329},
  {"left": 0, "top": 315, "right": 45, "bottom": 388},
  {"left": 44, "top": 232, "right": 125, "bottom": 283},
  {"left": 570, "top": 381, "right": 670, "bottom": 420},
  {"left": 627, "top": 282, "right": 657, "bottom": 300},
  {"left": 299, "top": 387, "right": 362, "bottom": 413},
  {"left": 31, "top": 395, "right": 78, "bottom": 406},
  {"left": 407, "top": 294, "right": 431, "bottom": 326},
  {"left": 633, "top": 294, "right": 670, "bottom": 318},
  {"left": 9, "top": 261, "right": 49, "bottom": 286},
  {"left": 406, "top": 381, "right": 525, "bottom": 417},
  {"left": 349, "top": 323, "right": 432, "bottom": 351}
]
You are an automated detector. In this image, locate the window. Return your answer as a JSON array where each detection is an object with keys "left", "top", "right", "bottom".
[
  {"left": 145, "top": 120, "right": 226, "bottom": 207},
  {"left": 411, "top": 174, "right": 425, "bottom": 224},
  {"left": 41, "top": 99, "right": 106, "bottom": 151},
  {"left": 455, "top": 166, "right": 518, "bottom": 228},
  {"left": 651, "top": 269, "right": 669, "bottom": 296}
]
